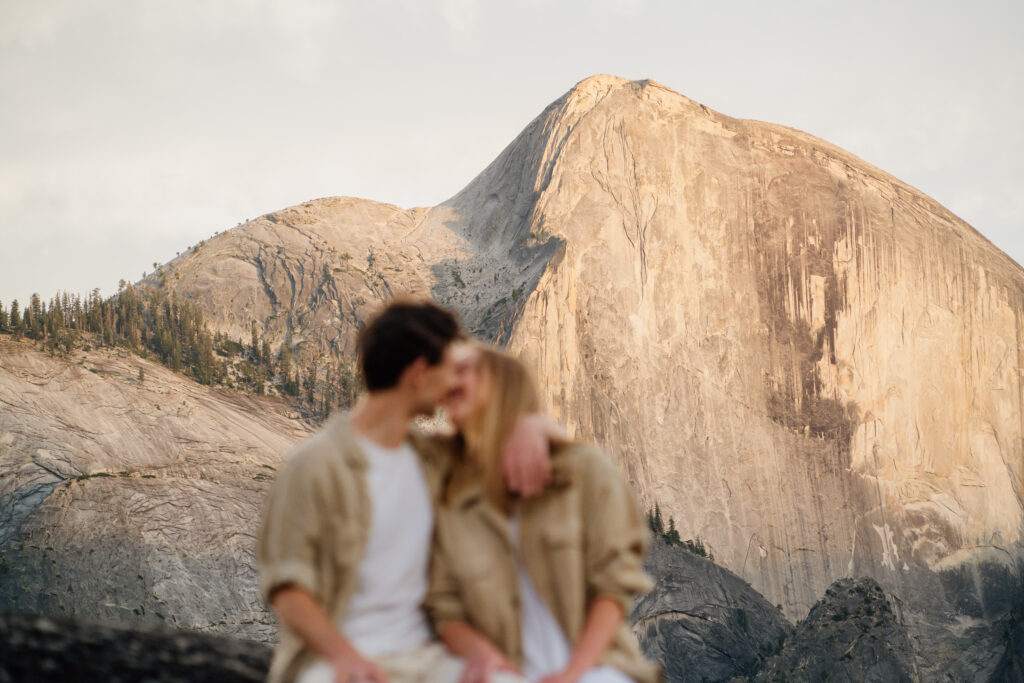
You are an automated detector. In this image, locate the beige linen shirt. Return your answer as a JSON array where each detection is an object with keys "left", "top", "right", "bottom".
[
  {"left": 425, "top": 442, "right": 660, "bottom": 683},
  {"left": 257, "top": 415, "right": 453, "bottom": 683}
]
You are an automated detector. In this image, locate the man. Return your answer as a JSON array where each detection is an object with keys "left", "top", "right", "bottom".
[{"left": 258, "top": 300, "right": 551, "bottom": 683}]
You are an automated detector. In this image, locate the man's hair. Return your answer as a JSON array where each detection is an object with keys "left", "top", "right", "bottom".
[{"left": 357, "top": 299, "right": 462, "bottom": 391}]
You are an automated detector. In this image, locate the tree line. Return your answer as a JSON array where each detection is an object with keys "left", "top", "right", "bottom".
[
  {"left": 648, "top": 503, "right": 713, "bottom": 560},
  {"left": 0, "top": 284, "right": 360, "bottom": 420},
  {"left": 0, "top": 283, "right": 223, "bottom": 385}
]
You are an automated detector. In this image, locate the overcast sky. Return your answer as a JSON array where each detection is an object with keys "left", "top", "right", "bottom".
[{"left": 1, "top": 0, "right": 1021, "bottom": 304}]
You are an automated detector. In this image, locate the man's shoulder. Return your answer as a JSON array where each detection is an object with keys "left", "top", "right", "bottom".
[
  {"left": 408, "top": 426, "right": 459, "bottom": 459},
  {"left": 281, "top": 413, "right": 363, "bottom": 474}
]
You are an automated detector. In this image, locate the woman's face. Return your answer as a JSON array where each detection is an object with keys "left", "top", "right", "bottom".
[{"left": 442, "top": 344, "right": 488, "bottom": 429}]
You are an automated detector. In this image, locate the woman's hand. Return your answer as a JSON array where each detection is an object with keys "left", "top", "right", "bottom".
[
  {"left": 442, "top": 620, "right": 522, "bottom": 683},
  {"left": 537, "top": 665, "right": 586, "bottom": 683},
  {"left": 543, "top": 596, "right": 623, "bottom": 683},
  {"left": 329, "top": 648, "right": 389, "bottom": 683},
  {"left": 458, "top": 649, "right": 519, "bottom": 683}
]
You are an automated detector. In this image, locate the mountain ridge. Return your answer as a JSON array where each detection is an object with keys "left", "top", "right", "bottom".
[{"left": 3, "top": 73, "right": 1022, "bottom": 678}]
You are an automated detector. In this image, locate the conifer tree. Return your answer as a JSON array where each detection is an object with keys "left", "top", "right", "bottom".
[
  {"left": 653, "top": 503, "right": 664, "bottom": 535},
  {"left": 305, "top": 362, "right": 316, "bottom": 402},
  {"left": 322, "top": 363, "right": 334, "bottom": 418},
  {"left": 279, "top": 333, "right": 293, "bottom": 387},
  {"left": 30, "top": 292, "right": 42, "bottom": 320},
  {"left": 22, "top": 303, "right": 33, "bottom": 339},
  {"left": 261, "top": 338, "right": 272, "bottom": 369},
  {"left": 667, "top": 517, "right": 681, "bottom": 545},
  {"left": 0, "top": 300, "right": 6, "bottom": 331},
  {"left": 9, "top": 300, "right": 20, "bottom": 333},
  {"left": 250, "top": 322, "right": 260, "bottom": 361}
]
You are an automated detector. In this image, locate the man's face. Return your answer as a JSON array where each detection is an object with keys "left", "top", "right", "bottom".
[
  {"left": 411, "top": 343, "right": 460, "bottom": 416},
  {"left": 441, "top": 344, "right": 481, "bottom": 429}
]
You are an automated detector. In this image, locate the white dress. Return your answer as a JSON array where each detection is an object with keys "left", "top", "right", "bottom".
[{"left": 508, "top": 516, "right": 634, "bottom": 683}]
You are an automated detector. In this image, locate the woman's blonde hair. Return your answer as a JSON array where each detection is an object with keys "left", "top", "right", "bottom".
[{"left": 462, "top": 347, "right": 541, "bottom": 508}]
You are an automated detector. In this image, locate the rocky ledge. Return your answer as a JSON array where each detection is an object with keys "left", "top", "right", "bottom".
[
  {"left": 754, "top": 577, "right": 916, "bottom": 682},
  {"left": 0, "top": 611, "right": 271, "bottom": 682}
]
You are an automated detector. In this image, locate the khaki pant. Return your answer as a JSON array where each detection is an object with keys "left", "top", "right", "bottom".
[{"left": 296, "top": 642, "right": 527, "bottom": 683}]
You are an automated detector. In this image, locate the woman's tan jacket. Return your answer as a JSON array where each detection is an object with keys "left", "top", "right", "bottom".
[{"left": 425, "top": 441, "right": 660, "bottom": 683}]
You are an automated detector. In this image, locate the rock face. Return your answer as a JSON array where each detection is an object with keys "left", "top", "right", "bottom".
[
  {"left": 633, "top": 539, "right": 790, "bottom": 682},
  {"left": 144, "top": 193, "right": 558, "bottom": 362},
  {"left": 151, "top": 75, "right": 1024, "bottom": 674},
  {"left": 0, "top": 338, "right": 312, "bottom": 641},
  {"left": 0, "top": 611, "right": 271, "bottom": 682},
  {"left": 6, "top": 74, "right": 1024, "bottom": 676},
  {"left": 754, "top": 577, "right": 916, "bottom": 682}
]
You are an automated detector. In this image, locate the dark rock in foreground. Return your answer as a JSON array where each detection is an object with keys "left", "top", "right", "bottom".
[
  {"left": 633, "top": 539, "right": 791, "bottom": 682},
  {"left": 989, "top": 575, "right": 1024, "bottom": 683},
  {"left": 0, "top": 611, "right": 271, "bottom": 682},
  {"left": 754, "top": 577, "right": 915, "bottom": 682}
]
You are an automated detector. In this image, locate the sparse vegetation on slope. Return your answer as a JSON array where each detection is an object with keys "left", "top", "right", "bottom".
[
  {"left": 647, "top": 503, "right": 713, "bottom": 561},
  {"left": 0, "top": 284, "right": 359, "bottom": 422}
]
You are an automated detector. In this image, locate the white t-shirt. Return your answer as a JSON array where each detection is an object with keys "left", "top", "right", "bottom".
[
  {"left": 510, "top": 516, "right": 635, "bottom": 683},
  {"left": 337, "top": 436, "right": 435, "bottom": 657}
]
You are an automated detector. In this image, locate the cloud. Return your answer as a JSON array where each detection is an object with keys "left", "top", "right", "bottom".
[
  {"left": 0, "top": 0, "right": 1021, "bottom": 301},
  {"left": 0, "top": 0, "right": 76, "bottom": 47},
  {"left": 441, "top": 0, "right": 480, "bottom": 34},
  {"left": 590, "top": 0, "right": 649, "bottom": 16},
  {"left": 438, "top": 0, "right": 481, "bottom": 51}
]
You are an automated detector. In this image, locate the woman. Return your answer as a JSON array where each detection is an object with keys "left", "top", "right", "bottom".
[{"left": 426, "top": 346, "right": 659, "bottom": 683}]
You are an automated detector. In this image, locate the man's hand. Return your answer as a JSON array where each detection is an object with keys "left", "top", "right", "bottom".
[
  {"left": 501, "top": 414, "right": 561, "bottom": 497},
  {"left": 457, "top": 649, "right": 519, "bottom": 683},
  {"left": 329, "top": 646, "right": 389, "bottom": 683},
  {"left": 270, "top": 586, "right": 388, "bottom": 683}
]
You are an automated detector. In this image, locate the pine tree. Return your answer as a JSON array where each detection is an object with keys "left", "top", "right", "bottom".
[
  {"left": 250, "top": 322, "right": 260, "bottom": 362},
  {"left": 666, "top": 517, "right": 681, "bottom": 546},
  {"left": 0, "top": 300, "right": 7, "bottom": 331},
  {"left": 261, "top": 338, "right": 272, "bottom": 369},
  {"left": 305, "top": 362, "right": 316, "bottom": 402},
  {"left": 279, "top": 333, "right": 293, "bottom": 388},
  {"left": 653, "top": 503, "right": 664, "bottom": 535},
  {"left": 9, "top": 300, "right": 20, "bottom": 333},
  {"left": 321, "top": 363, "right": 333, "bottom": 418},
  {"left": 21, "top": 303, "right": 34, "bottom": 339}
]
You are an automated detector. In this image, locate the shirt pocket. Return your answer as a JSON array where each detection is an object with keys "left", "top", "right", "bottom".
[
  {"left": 455, "top": 538, "right": 502, "bottom": 583},
  {"left": 542, "top": 520, "right": 581, "bottom": 549},
  {"left": 445, "top": 527, "right": 506, "bottom": 609},
  {"left": 541, "top": 520, "right": 586, "bottom": 626}
]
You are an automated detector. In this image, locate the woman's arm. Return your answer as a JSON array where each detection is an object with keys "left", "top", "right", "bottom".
[
  {"left": 547, "top": 446, "right": 655, "bottom": 683},
  {"left": 440, "top": 620, "right": 521, "bottom": 683},
  {"left": 539, "top": 597, "right": 624, "bottom": 683}
]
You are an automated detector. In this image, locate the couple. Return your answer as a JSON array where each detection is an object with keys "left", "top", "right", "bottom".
[{"left": 257, "top": 300, "right": 658, "bottom": 683}]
